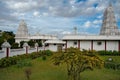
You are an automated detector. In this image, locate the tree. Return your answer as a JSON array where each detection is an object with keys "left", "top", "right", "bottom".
[
  {"left": 11, "top": 43, "right": 19, "bottom": 49},
  {"left": 20, "top": 41, "right": 25, "bottom": 48},
  {"left": 52, "top": 47, "right": 104, "bottom": 80},
  {"left": 27, "top": 40, "right": 35, "bottom": 47},
  {"left": 0, "top": 31, "right": 15, "bottom": 49}
]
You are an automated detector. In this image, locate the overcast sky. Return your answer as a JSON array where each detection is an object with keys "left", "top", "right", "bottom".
[{"left": 0, "top": 0, "right": 120, "bottom": 35}]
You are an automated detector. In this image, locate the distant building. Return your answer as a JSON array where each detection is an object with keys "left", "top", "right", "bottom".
[
  {"left": 61, "top": 4, "right": 120, "bottom": 52},
  {"left": 15, "top": 4, "right": 120, "bottom": 51},
  {"left": 100, "top": 4, "right": 120, "bottom": 35},
  {"left": 15, "top": 20, "right": 29, "bottom": 43},
  {"left": 15, "top": 20, "right": 57, "bottom": 44}
]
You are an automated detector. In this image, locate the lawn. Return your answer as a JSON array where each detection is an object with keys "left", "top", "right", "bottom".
[{"left": 0, "top": 56, "right": 120, "bottom": 80}]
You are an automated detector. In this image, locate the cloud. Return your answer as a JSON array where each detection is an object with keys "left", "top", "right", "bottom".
[
  {"left": 0, "top": 0, "right": 120, "bottom": 35},
  {"left": 84, "top": 21, "right": 92, "bottom": 28},
  {"left": 93, "top": 20, "right": 102, "bottom": 24},
  {"left": 6, "top": 1, "right": 38, "bottom": 12},
  {"left": 0, "top": 1, "right": 17, "bottom": 22},
  {"left": 83, "top": 19, "right": 102, "bottom": 28},
  {"left": 33, "top": 11, "right": 40, "bottom": 17}
]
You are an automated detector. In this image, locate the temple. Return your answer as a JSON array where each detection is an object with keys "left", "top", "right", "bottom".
[
  {"left": 15, "top": 4, "right": 120, "bottom": 51},
  {"left": 15, "top": 20, "right": 29, "bottom": 43},
  {"left": 100, "top": 4, "right": 120, "bottom": 35},
  {"left": 15, "top": 20, "right": 57, "bottom": 44}
]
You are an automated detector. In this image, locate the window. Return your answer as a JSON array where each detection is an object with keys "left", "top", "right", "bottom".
[
  {"left": 45, "top": 44, "right": 49, "bottom": 47},
  {"left": 54, "top": 44, "right": 56, "bottom": 45},
  {"left": 97, "top": 41, "right": 102, "bottom": 45},
  {"left": 74, "top": 41, "right": 77, "bottom": 45}
]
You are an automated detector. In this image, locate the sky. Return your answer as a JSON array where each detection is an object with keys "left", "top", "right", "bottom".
[{"left": 0, "top": 0, "right": 120, "bottom": 35}]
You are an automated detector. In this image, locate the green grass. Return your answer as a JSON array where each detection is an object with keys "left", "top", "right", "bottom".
[
  {"left": 100, "top": 56, "right": 120, "bottom": 63},
  {"left": 0, "top": 56, "right": 120, "bottom": 80}
]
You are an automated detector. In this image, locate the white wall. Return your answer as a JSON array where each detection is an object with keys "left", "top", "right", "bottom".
[
  {"left": 80, "top": 41, "right": 91, "bottom": 50},
  {"left": 67, "top": 41, "right": 78, "bottom": 48},
  {"left": 66, "top": 40, "right": 119, "bottom": 51},
  {"left": 93, "top": 41, "right": 105, "bottom": 50},
  {"left": 48, "top": 44, "right": 57, "bottom": 51},
  {"left": 106, "top": 41, "right": 118, "bottom": 51}
]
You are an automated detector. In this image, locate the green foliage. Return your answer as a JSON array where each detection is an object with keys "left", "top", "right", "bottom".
[
  {"left": 0, "top": 58, "right": 11, "bottom": 67},
  {"left": 16, "top": 59, "right": 32, "bottom": 68},
  {"left": 52, "top": 47, "right": 104, "bottom": 80},
  {"left": 42, "top": 55, "right": 47, "bottom": 60},
  {"left": 29, "top": 52, "right": 41, "bottom": 59},
  {"left": 97, "top": 50, "right": 120, "bottom": 56},
  {"left": 37, "top": 41, "right": 42, "bottom": 47},
  {"left": 20, "top": 41, "right": 25, "bottom": 48},
  {"left": 0, "top": 50, "right": 53, "bottom": 68},
  {"left": 0, "top": 31, "right": 15, "bottom": 49},
  {"left": 44, "top": 50, "right": 53, "bottom": 56},
  {"left": 104, "top": 58, "right": 120, "bottom": 70},
  {"left": 0, "top": 56, "right": 120, "bottom": 80},
  {"left": 27, "top": 40, "right": 35, "bottom": 47},
  {"left": 11, "top": 43, "right": 19, "bottom": 49}
]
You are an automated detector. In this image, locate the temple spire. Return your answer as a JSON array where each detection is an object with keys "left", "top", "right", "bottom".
[
  {"left": 100, "top": 3, "right": 120, "bottom": 35},
  {"left": 16, "top": 20, "right": 29, "bottom": 38}
]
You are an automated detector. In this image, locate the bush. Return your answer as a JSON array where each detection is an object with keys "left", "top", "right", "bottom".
[
  {"left": 0, "top": 58, "right": 11, "bottom": 67},
  {"left": 29, "top": 52, "right": 41, "bottom": 59},
  {"left": 97, "top": 50, "right": 120, "bottom": 56},
  {"left": 42, "top": 55, "right": 46, "bottom": 61},
  {"left": 16, "top": 59, "right": 32, "bottom": 68},
  {"left": 41, "top": 50, "right": 53, "bottom": 56},
  {"left": 0, "top": 50, "right": 53, "bottom": 68},
  {"left": 11, "top": 43, "right": 19, "bottom": 49},
  {"left": 104, "top": 58, "right": 120, "bottom": 70}
]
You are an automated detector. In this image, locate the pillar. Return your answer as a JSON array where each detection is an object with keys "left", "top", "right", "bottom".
[
  {"left": 1, "top": 41, "right": 11, "bottom": 58},
  {"left": 105, "top": 40, "right": 106, "bottom": 51},
  {"left": 35, "top": 43, "right": 39, "bottom": 52},
  {"left": 23, "top": 42, "right": 29, "bottom": 54},
  {"left": 118, "top": 40, "right": 120, "bottom": 52},
  {"left": 78, "top": 40, "right": 80, "bottom": 49},
  {"left": 91, "top": 40, "right": 93, "bottom": 50}
]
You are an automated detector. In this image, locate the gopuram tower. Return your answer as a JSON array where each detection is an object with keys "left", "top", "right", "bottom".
[
  {"left": 15, "top": 20, "right": 29, "bottom": 43},
  {"left": 100, "top": 4, "right": 120, "bottom": 35}
]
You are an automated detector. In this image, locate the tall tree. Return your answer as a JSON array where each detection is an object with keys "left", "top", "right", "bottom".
[
  {"left": 0, "top": 31, "right": 15, "bottom": 49},
  {"left": 52, "top": 47, "right": 104, "bottom": 80}
]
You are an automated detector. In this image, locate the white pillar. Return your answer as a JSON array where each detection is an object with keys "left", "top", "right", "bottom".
[
  {"left": 35, "top": 43, "right": 39, "bottom": 52},
  {"left": 1, "top": 41, "right": 11, "bottom": 58},
  {"left": 23, "top": 42, "right": 29, "bottom": 54}
]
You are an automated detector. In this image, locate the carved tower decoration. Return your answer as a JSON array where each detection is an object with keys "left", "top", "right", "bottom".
[{"left": 100, "top": 4, "right": 119, "bottom": 35}]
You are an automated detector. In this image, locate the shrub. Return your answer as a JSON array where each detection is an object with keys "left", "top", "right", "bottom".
[
  {"left": 42, "top": 55, "right": 46, "bottom": 60},
  {"left": 104, "top": 58, "right": 120, "bottom": 70},
  {"left": 16, "top": 59, "right": 32, "bottom": 68},
  {"left": 29, "top": 52, "right": 41, "bottom": 59},
  {"left": 11, "top": 43, "right": 19, "bottom": 49},
  {"left": 41, "top": 50, "right": 53, "bottom": 56},
  {"left": 0, "top": 50, "right": 52, "bottom": 68},
  {"left": 0, "top": 58, "right": 11, "bottom": 67},
  {"left": 97, "top": 50, "right": 120, "bottom": 56}
]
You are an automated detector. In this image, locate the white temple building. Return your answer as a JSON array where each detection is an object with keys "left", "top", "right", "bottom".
[
  {"left": 15, "top": 4, "right": 120, "bottom": 52},
  {"left": 15, "top": 20, "right": 57, "bottom": 44}
]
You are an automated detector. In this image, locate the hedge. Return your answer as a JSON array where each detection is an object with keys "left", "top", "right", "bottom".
[
  {"left": 97, "top": 50, "right": 120, "bottom": 56},
  {"left": 0, "top": 50, "right": 53, "bottom": 68}
]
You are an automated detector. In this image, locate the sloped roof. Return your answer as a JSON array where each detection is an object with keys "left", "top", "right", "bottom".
[{"left": 1, "top": 41, "right": 11, "bottom": 48}]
